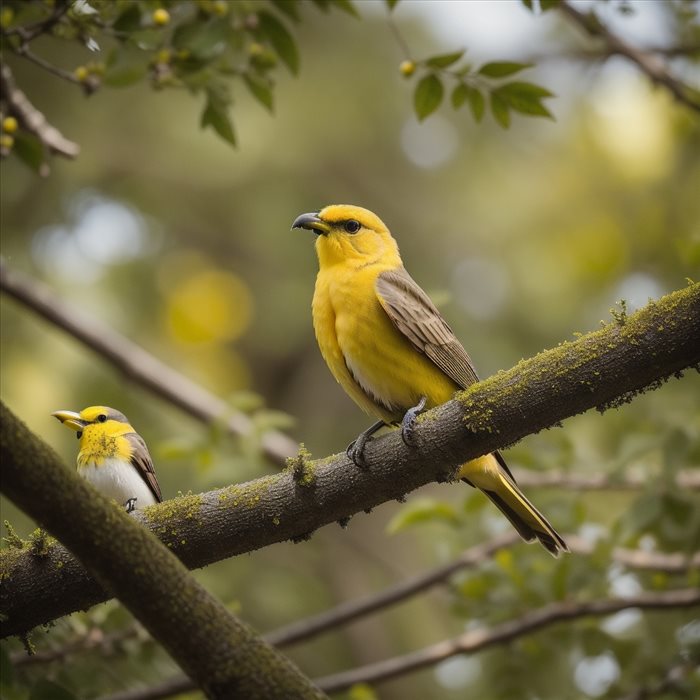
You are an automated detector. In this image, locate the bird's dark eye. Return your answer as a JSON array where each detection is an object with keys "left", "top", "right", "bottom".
[
  {"left": 76, "top": 431, "right": 83, "bottom": 439},
  {"left": 97, "top": 414, "right": 107, "bottom": 423},
  {"left": 344, "top": 220, "right": 361, "bottom": 234}
]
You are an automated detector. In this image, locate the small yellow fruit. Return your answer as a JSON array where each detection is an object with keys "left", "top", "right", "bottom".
[
  {"left": 74, "top": 66, "right": 89, "bottom": 82},
  {"left": 399, "top": 60, "right": 416, "bottom": 77},
  {"left": 212, "top": 0, "right": 228, "bottom": 16},
  {"left": 248, "top": 42, "right": 264, "bottom": 57},
  {"left": 0, "top": 134, "right": 14, "bottom": 150},
  {"left": 152, "top": 8, "right": 170, "bottom": 26},
  {"left": 155, "top": 48, "right": 172, "bottom": 65},
  {"left": 0, "top": 6, "right": 14, "bottom": 29},
  {"left": 2, "top": 116, "right": 18, "bottom": 134}
]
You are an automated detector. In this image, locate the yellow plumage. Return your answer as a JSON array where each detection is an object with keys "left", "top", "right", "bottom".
[{"left": 294, "top": 204, "right": 567, "bottom": 556}]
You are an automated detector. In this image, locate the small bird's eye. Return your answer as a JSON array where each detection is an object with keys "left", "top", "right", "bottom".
[
  {"left": 97, "top": 414, "right": 107, "bottom": 423},
  {"left": 344, "top": 220, "right": 361, "bottom": 234},
  {"left": 76, "top": 431, "right": 83, "bottom": 439}
]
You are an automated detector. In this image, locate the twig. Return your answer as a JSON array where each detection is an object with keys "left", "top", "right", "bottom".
[
  {"left": 2, "top": 283, "right": 698, "bottom": 638},
  {"left": 315, "top": 589, "right": 700, "bottom": 694},
  {"left": 1, "top": 0, "right": 70, "bottom": 43},
  {"left": 513, "top": 469, "right": 700, "bottom": 492},
  {"left": 10, "top": 48, "right": 81, "bottom": 85},
  {"left": 0, "top": 260, "right": 298, "bottom": 464},
  {"left": 559, "top": 0, "right": 700, "bottom": 113},
  {"left": 0, "top": 63, "right": 80, "bottom": 160},
  {"left": 10, "top": 625, "right": 142, "bottom": 667},
  {"left": 266, "top": 532, "right": 520, "bottom": 647},
  {"left": 3, "top": 261, "right": 698, "bottom": 495}
]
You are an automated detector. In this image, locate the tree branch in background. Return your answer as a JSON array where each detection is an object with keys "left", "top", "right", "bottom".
[
  {"left": 559, "top": 0, "right": 700, "bottom": 113},
  {"left": 512, "top": 469, "right": 700, "bottom": 491},
  {"left": 0, "top": 63, "right": 80, "bottom": 166},
  {"left": 315, "top": 589, "right": 700, "bottom": 694},
  {"left": 0, "top": 283, "right": 700, "bottom": 636},
  {"left": 2, "top": 261, "right": 698, "bottom": 495},
  {"left": 0, "top": 403, "right": 325, "bottom": 700},
  {"left": 0, "top": 259, "right": 298, "bottom": 464},
  {"left": 105, "top": 590, "right": 700, "bottom": 700},
  {"left": 1, "top": 282, "right": 698, "bottom": 637}
]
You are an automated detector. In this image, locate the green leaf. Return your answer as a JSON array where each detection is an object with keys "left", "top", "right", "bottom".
[
  {"left": 520, "top": 0, "right": 534, "bottom": 9},
  {"left": 413, "top": 74, "right": 443, "bottom": 121},
  {"left": 490, "top": 92, "right": 511, "bottom": 128},
  {"left": 172, "top": 18, "right": 233, "bottom": 61},
  {"left": 453, "top": 83, "right": 485, "bottom": 122},
  {"left": 385, "top": 0, "right": 400, "bottom": 9},
  {"left": 494, "top": 81, "right": 554, "bottom": 118},
  {"left": 30, "top": 680, "right": 77, "bottom": 700},
  {"left": 258, "top": 10, "right": 299, "bottom": 74},
  {"left": 387, "top": 498, "right": 460, "bottom": 534},
  {"left": 329, "top": 0, "right": 360, "bottom": 17},
  {"left": 201, "top": 89, "right": 236, "bottom": 147},
  {"left": 243, "top": 74, "right": 274, "bottom": 112},
  {"left": 112, "top": 3, "right": 142, "bottom": 34},
  {"left": 451, "top": 83, "right": 468, "bottom": 108},
  {"left": 478, "top": 61, "right": 532, "bottom": 78},
  {"left": 270, "top": 0, "right": 301, "bottom": 22},
  {"left": 426, "top": 50, "right": 465, "bottom": 69},
  {"left": 104, "top": 48, "right": 147, "bottom": 87},
  {"left": 466, "top": 87, "right": 485, "bottom": 122},
  {"left": 540, "top": 0, "right": 560, "bottom": 10}
]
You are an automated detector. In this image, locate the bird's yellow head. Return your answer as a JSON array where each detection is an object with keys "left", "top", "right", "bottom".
[
  {"left": 292, "top": 205, "right": 402, "bottom": 269},
  {"left": 52, "top": 406, "right": 136, "bottom": 465}
]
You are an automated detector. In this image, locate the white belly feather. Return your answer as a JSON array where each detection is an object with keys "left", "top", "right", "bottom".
[{"left": 78, "top": 457, "right": 157, "bottom": 509}]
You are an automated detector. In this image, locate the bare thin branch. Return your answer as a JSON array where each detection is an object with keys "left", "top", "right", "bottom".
[
  {"left": 0, "top": 260, "right": 298, "bottom": 464},
  {"left": 513, "top": 469, "right": 700, "bottom": 492},
  {"left": 559, "top": 0, "right": 700, "bottom": 113},
  {"left": 315, "top": 589, "right": 700, "bottom": 694},
  {"left": 0, "top": 63, "right": 79, "bottom": 161},
  {"left": 3, "top": 262, "right": 698, "bottom": 496}
]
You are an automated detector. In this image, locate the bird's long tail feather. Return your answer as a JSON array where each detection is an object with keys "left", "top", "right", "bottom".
[{"left": 460, "top": 453, "right": 568, "bottom": 557}]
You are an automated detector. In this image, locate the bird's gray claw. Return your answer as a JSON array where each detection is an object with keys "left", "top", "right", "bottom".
[
  {"left": 346, "top": 437, "right": 369, "bottom": 468},
  {"left": 125, "top": 498, "right": 137, "bottom": 513},
  {"left": 401, "top": 396, "right": 427, "bottom": 447}
]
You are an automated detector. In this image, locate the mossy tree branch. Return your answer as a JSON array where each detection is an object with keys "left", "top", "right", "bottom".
[
  {"left": 1, "top": 283, "right": 699, "bottom": 638},
  {"left": 0, "top": 404, "right": 325, "bottom": 699}
]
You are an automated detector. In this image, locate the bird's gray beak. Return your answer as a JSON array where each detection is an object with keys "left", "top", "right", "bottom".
[
  {"left": 51, "top": 410, "right": 87, "bottom": 432},
  {"left": 291, "top": 212, "right": 331, "bottom": 236}
]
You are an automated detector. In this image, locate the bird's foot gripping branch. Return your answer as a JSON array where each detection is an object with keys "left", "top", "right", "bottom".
[{"left": 1, "top": 282, "right": 699, "bottom": 637}]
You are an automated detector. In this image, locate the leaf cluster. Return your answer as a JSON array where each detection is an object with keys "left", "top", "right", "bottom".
[{"left": 407, "top": 53, "right": 554, "bottom": 128}]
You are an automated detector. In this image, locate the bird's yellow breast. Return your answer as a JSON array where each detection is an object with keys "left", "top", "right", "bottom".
[
  {"left": 77, "top": 421, "right": 133, "bottom": 468},
  {"left": 313, "top": 261, "right": 458, "bottom": 423}
]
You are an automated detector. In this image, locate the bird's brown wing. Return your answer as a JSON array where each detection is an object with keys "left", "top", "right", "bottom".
[
  {"left": 376, "top": 267, "right": 479, "bottom": 389},
  {"left": 127, "top": 433, "right": 163, "bottom": 503}
]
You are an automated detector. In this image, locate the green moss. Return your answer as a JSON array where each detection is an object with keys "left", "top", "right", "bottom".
[
  {"left": 286, "top": 443, "right": 316, "bottom": 487},
  {"left": 2, "top": 520, "right": 24, "bottom": 550},
  {"left": 28, "top": 528, "right": 53, "bottom": 558},
  {"left": 0, "top": 546, "right": 24, "bottom": 580}
]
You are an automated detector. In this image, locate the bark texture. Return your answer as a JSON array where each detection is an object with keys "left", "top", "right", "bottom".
[
  {"left": 1, "top": 283, "right": 698, "bottom": 638},
  {"left": 0, "top": 405, "right": 325, "bottom": 699}
]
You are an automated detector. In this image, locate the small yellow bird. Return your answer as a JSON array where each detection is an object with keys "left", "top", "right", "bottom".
[
  {"left": 293, "top": 205, "right": 568, "bottom": 556},
  {"left": 52, "top": 406, "right": 162, "bottom": 512}
]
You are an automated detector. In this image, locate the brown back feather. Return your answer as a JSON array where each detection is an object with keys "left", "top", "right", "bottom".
[
  {"left": 376, "top": 268, "right": 480, "bottom": 389},
  {"left": 127, "top": 433, "right": 163, "bottom": 503}
]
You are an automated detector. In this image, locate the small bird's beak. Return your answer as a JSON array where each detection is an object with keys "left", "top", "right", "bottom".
[
  {"left": 51, "top": 410, "right": 87, "bottom": 432},
  {"left": 291, "top": 212, "right": 331, "bottom": 236}
]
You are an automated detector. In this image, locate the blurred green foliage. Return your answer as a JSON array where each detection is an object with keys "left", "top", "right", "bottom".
[{"left": 1, "top": 0, "right": 700, "bottom": 699}]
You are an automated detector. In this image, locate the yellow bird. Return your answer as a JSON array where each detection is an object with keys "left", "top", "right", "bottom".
[
  {"left": 293, "top": 204, "right": 568, "bottom": 556},
  {"left": 52, "top": 406, "right": 162, "bottom": 512}
]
